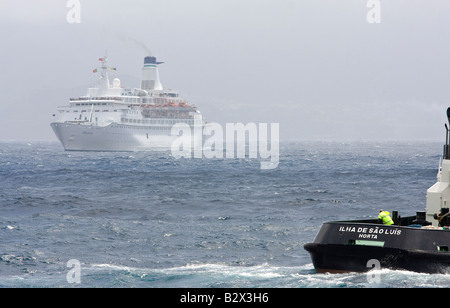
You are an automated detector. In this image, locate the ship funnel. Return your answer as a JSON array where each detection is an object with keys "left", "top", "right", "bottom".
[{"left": 141, "top": 56, "right": 163, "bottom": 91}]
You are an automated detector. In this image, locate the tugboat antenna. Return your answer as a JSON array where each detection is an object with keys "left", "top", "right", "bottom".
[
  {"left": 445, "top": 124, "right": 449, "bottom": 159},
  {"left": 447, "top": 107, "right": 450, "bottom": 125},
  {"left": 444, "top": 107, "right": 450, "bottom": 159},
  {"left": 445, "top": 107, "right": 450, "bottom": 159}
]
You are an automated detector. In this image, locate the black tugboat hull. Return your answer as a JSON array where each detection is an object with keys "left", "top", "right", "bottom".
[
  {"left": 305, "top": 243, "right": 450, "bottom": 274},
  {"left": 304, "top": 219, "right": 450, "bottom": 274}
]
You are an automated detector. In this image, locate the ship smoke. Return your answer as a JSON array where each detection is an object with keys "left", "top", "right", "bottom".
[{"left": 116, "top": 33, "right": 152, "bottom": 56}]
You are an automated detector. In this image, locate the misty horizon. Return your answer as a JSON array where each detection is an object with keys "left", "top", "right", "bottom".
[{"left": 1, "top": 0, "right": 450, "bottom": 142}]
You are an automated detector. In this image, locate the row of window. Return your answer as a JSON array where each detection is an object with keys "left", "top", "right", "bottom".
[
  {"left": 67, "top": 109, "right": 118, "bottom": 113},
  {"left": 121, "top": 118, "right": 194, "bottom": 125},
  {"left": 123, "top": 97, "right": 140, "bottom": 103},
  {"left": 113, "top": 125, "right": 171, "bottom": 130},
  {"left": 73, "top": 103, "right": 110, "bottom": 106}
]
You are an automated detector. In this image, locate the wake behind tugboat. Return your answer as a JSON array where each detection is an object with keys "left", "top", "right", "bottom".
[{"left": 304, "top": 108, "right": 450, "bottom": 274}]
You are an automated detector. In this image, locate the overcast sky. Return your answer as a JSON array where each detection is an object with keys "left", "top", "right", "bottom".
[{"left": 1, "top": 0, "right": 450, "bottom": 141}]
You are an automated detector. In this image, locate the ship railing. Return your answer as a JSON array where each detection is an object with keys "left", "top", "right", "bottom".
[
  {"left": 70, "top": 97, "right": 123, "bottom": 101},
  {"left": 64, "top": 119, "right": 91, "bottom": 124},
  {"left": 139, "top": 102, "right": 196, "bottom": 109},
  {"left": 120, "top": 118, "right": 196, "bottom": 126}
]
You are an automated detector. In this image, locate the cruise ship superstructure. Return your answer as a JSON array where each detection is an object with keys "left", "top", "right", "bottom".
[{"left": 51, "top": 55, "right": 203, "bottom": 151}]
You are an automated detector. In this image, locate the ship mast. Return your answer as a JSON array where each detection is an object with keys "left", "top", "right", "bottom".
[
  {"left": 91, "top": 52, "right": 118, "bottom": 96},
  {"left": 98, "top": 53, "right": 110, "bottom": 95}
]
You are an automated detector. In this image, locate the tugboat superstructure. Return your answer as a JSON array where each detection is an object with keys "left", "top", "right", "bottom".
[
  {"left": 304, "top": 108, "right": 450, "bottom": 274},
  {"left": 51, "top": 55, "right": 203, "bottom": 151}
]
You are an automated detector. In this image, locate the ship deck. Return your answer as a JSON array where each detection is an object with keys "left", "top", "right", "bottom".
[{"left": 331, "top": 215, "right": 417, "bottom": 227}]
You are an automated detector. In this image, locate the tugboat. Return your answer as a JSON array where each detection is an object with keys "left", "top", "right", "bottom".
[{"left": 304, "top": 108, "right": 450, "bottom": 274}]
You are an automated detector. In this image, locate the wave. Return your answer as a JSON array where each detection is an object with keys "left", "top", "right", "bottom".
[
  {"left": 85, "top": 262, "right": 307, "bottom": 287},
  {"left": 2, "top": 260, "right": 450, "bottom": 288},
  {"left": 85, "top": 262, "right": 450, "bottom": 288}
]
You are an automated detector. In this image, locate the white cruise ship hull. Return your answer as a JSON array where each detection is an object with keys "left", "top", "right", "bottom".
[{"left": 51, "top": 122, "right": 185, "bottom": 151}]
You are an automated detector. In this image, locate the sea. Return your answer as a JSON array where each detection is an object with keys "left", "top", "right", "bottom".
[{"left": 1, "top": 140, "right": 450, "bottom": 289}]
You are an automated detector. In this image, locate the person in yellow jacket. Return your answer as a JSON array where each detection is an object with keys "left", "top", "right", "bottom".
[{"left": 378, "top": 210, "right": 394, "bottom": 225}]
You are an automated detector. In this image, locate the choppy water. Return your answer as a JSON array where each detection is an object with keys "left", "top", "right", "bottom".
[{"left": 1, "top": 140, "right": 449, "bottom": 288}]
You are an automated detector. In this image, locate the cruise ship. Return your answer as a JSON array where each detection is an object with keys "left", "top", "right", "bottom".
[{"left": 50, "top": 55, "right": 204, "bottom": 151}]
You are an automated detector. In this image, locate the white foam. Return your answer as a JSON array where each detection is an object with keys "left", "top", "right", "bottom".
[
  {"left": 82, "top": 262, "right": 450, "bottom": 287},
  {"left": 89, "top": 262, "right": 299, "bottom": 280}
]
